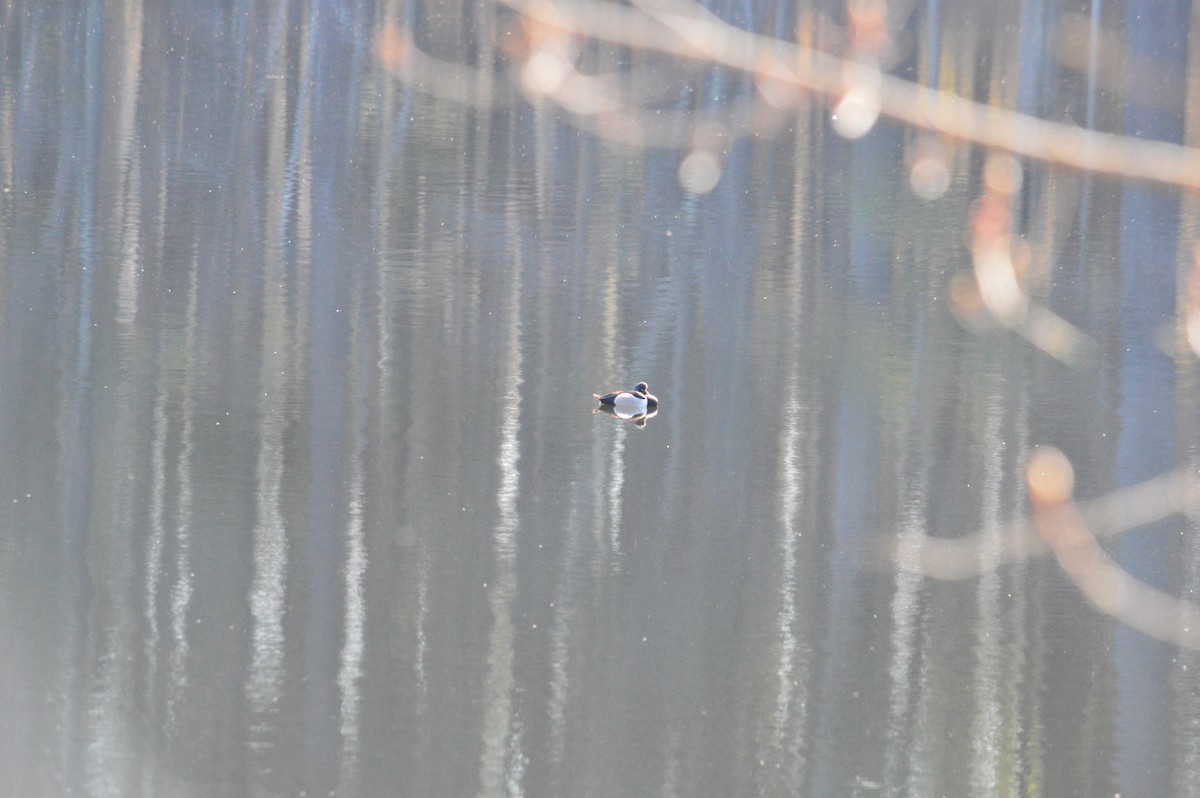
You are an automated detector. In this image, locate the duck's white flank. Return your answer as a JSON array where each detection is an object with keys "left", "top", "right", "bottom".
[{"left": 613, "top": 392, "right": 649, "bottom": 412}]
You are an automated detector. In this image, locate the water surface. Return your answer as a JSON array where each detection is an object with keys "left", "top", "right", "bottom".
[{"left": 1, "top": 1, "right": 1199, "bottom": 796}]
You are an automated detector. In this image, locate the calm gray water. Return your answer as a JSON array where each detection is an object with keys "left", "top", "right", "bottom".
[{"left": 2, "top": 1, "right": 1200, "bottom": 796}]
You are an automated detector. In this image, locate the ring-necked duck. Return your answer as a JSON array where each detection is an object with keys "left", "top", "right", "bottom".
[{"left": 593, "top": 381, "right": 659, "bottom": 413}]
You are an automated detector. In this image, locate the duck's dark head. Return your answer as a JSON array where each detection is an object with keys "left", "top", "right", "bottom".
[{"left": 634, "top": 381, "right": 649, "bottom": 393}]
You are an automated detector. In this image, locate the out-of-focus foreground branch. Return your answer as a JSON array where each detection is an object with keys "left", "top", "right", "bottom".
[
  {"left": 376, "top": 0, "right": 1200, "bottom": 190},
  {"left": 886, "top": 449, "right": 1200, "bottom": 648},
  {"left": 1027, "top": 449, "right": 1200, "bottom": 649},
  {"left": 888, "top": 462, "right": 1200, "bottom": 582}
]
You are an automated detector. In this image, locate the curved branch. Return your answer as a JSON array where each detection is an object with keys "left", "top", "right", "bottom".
[{"left": 499, "top": 0, "right": 1200, "bottom": 189}]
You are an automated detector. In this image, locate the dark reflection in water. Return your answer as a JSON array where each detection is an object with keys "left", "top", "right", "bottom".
[{"left": 2, "top": 1, "right": 1200, "bottom": 797}]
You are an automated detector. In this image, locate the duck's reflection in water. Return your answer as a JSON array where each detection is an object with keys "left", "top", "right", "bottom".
[{"left": 594, "top": 403, "right": 658, "bottom": 428}]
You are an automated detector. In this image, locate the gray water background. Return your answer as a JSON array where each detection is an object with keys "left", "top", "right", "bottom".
[{"left": 1, "top": 1, "right": 1199, "bottom": 796}]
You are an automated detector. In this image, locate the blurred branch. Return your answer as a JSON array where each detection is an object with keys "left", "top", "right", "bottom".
[
  {"left": 951, "top": 154, "right": 1099, "bottom": 368},
  {"left": 887, "top": 463, "right": 1200, "bottom": 582},
  {"left": 1026, "top": 448, "right": 1200, "bottom": 650},
  {"left": 376, "top": 0, "right": 1200, "bottom": 189},
  {"left": 532, "top": 0, "right": 1200, "bottom": 187}
]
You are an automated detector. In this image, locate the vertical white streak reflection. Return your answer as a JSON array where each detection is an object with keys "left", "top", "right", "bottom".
[
  {"left": 1004, "top": 390, "right": 1036, "bottom": 787},
  {"left": 247, "top": 3, "right": 293, "bottom": 769},
  {"left": 764, "top": 104, "right": 815, "bottom": 793},
  {"left": 144, "top": 32, "right": 176, "bottom": 707},
  {"left": 414, "top": 549, "right": 429, "bottom": 703},
  {"left": 84, "top": 639, "right": 128, "bottom": 797},
  {"left": 338, "top": 297, "right": 369, "bottom": 787},
  {"left": 337, "top": 489, "right": 366, "bottom": 779},
  {"left": 883, "top": 495, "right": 926, "bottom": 798},
  {"left": 477, "top": 239, "right": 523, "bottom": 798},
  {"left": 115, "top": 153, "right": 141, "bottom": 327},
  {"left": 763, "top": 389, "right": 810, "bottom": 791},
  {"left": 166, "top": 246, "right": 199, "bottom": 725},
  {"left": 599, "top": 265, "right": 625, "bottom": 559},
  {"left": 906, "top": 617, "right": 935, "bottom": 798},
  {"left": 246, "top": 414, "right": 288, "bottom": 728},
  {"left": 144, "top": 375, "right": 169, "bottom": 709},
  {"left": 970, "top": 394, "right": 1006, "bottom": 795},
  {"left": 245, "top": 291, "right": 288, "bottom": 747},
  {"left": 114, "top": 0, "right": 143, "bottom": 327},
  {"left": 606, "top": 425, "right": 628, "bottom": 554}
]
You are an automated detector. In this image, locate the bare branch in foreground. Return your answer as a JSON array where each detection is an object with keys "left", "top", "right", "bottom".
[
  {"left": 1027, "top": 447, "right": 1200, "bottom": 650},
  {"left": 882, "top": 464, "right": 1200, "bottom": 582},
  {"left": 950, "top": 154, "right": 1098, "bottom": 368},
  {"left": 494, "top": 0, "right": 1200, "bottom": 189}
]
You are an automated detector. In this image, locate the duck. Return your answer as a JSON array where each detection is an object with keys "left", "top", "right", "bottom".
[{"left": 593, "top": 381, "right": 659, "bottom": 414}]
